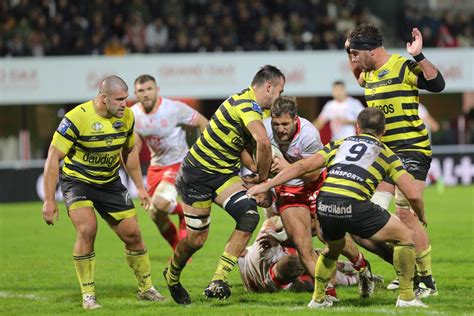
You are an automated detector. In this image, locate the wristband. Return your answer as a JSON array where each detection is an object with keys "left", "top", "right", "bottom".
[{"left": 413, "top": 53, "right": 425, "bottom": 62}]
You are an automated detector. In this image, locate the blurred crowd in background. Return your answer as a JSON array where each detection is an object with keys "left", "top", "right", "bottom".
[{"left": 1, "top": 0, "right": 473, "bottom": 57}]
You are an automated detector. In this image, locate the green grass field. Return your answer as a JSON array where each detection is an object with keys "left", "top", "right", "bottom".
[{"left": 1, "top": 185, "right": 473, "bottom": 315}]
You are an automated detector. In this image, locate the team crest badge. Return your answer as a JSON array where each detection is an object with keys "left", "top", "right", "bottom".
[
  {"left": 251, "top": 101, "right": 262, "bottom": 114},
  {"left": 378, "top": 69, "right": 390, "bottom": 78},
  {"left": 91, "top": 122, "right": 103, "bottom": 132},
  {"left": 112, "top": 120, "right": 124, "bottom": 130}
]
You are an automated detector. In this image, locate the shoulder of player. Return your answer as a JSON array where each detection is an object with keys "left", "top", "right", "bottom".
[
  {"left": 294, "top": 118, "right": 320, "bottom": 146},
  {"left": 63, "top": 100, "right": 94, "bottom": 129}
]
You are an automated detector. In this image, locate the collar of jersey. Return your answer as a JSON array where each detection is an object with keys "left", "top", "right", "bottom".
[{"left": 373, "top": 54, "right": 399, "bottom": 75}]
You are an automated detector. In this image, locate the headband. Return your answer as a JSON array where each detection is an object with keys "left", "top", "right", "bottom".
[{"left": 349, "top": 34, "right": 383, "bottom": 50}]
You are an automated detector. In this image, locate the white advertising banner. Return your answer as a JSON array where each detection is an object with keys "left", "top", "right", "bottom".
[{"left": 0, "top": 48, "right": 473, "bottom": 105}]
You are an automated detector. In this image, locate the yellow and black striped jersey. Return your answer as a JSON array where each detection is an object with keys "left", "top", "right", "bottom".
[
  {"left": 363, "top": 54, "right": 431, "bottom": 156},
  {"left": 186, "top": 87, "right": 263, "bottom": 174},
  {"left": 51, "top": 100, "right": 135, "bottom": 184},
  {"left": 318, "top": 134, "right": 407, "bottom": 201}
]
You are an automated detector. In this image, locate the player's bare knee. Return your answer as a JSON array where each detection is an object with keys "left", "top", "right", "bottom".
[
  {"left": 123, "top": 229, "right": 143, "bottom": 247},
  {"left": 223, "top": 190, "right": 259, "bottom": 233},
  {"left": 77, "top": 223, "right": 97, "bottom": 241}
]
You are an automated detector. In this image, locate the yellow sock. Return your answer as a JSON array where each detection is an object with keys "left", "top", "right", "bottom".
[
  {"left": 393, "top": 243, "right": 416, "bottom": 301},
  {"left": 165, "top": 256, "right": 183, "bottom": 286},
  {"left": 312, "top": 253, "right": 337, "bottom": 302},
  {"left": 416, "top": 245, "right": 432, "bottom": 277},
  {"left": 212, "top": 252, "right": 238, "bottom": 282},
  {"left": 126, "top": 249, "right": 153, "bottom": 293},
  {"left": 73, "top": 252, "right": 96, "bottom": 298}
]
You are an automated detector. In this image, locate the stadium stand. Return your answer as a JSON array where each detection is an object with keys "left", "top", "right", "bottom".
[{"left": 2, "top": 0, "right": 472, "bottom": 57}]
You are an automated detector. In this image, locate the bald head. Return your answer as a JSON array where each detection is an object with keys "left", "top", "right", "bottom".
[{"left": 99, "top": 75, "right": 128, "bottom": 95}]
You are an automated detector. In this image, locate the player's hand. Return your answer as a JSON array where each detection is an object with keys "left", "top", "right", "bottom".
[
  {"left": 137, "top": 188, "right": 151, "bottom": 210},
  {"left": 271, "top": 156, "right": 289, "bottom": 175},
  {"left": 257, "top": 230, "right": 280, "bottom": 250},
  {"left": 407, "top": 28, "right": 423, "bottom": 56},
  {"left": 242, "top": 173, "right": 260, "bottom": 186},
  {"left": 247, "top": 183, "right": 268, "bottom": 198},
  {"left": 42, "top": 200, "right": 59, "bottom": 225}
]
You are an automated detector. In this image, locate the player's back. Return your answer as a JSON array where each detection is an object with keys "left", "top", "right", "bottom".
[
  {"left": 363, "top": 54, "right": 430, "bottom": 156},
  {"left": 318, "top": 134, "right": 405, "bottom": 201},
  {"left": 185, "top": 87, "right": 263, "bottom": 174},
  {"left": 52, "top": 100, "right": 135, "bottom": 184}
]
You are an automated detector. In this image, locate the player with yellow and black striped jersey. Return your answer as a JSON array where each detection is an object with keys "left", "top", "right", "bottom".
[
  {"left": 247, "top": 108, "right": 428, "bottom": 308},
  {"left": 345, "top": 24, "right": 445, "bottom": 298},
  {"left": 164, "top": 65, "right": 285, "bottom": 305},
  {"left": 41, "top": 76, "right": 165, "bottom": 309}
]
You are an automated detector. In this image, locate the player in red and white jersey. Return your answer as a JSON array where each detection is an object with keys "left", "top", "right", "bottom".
[
  {"left": 260, "top": 97, "right": 325, "bottom": 280},
  {"left": 252, "top": 97, "right": 377, "bottom": 300},
  {"left": 132, "top": 74, "right": 208, "bottom": 250},
  {"left": 238, "top": 216, "right": 358, "bottom": 293}
]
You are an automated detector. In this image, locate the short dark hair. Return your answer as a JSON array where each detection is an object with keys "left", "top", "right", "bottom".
[
  {"left": 357, "top": 107, "right": 385, "bottom": 136},
  {"left": 333, "top": 81, "right": 345, "bottom": 87},
  {"left": 251, "top": 65, "right": 285, "bottom": 86},
  {"left": 348, "top": 24, "right": 383, "bottom": 50},
  {"left": 271, "top": 96, "right": 297, "bottom": 119},
  {"left": 134, "top": 74, "right": 156, "bottom": 85}
]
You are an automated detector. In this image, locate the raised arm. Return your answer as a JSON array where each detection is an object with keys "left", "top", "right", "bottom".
[
  {"left": 345, "top": 38, "right": 366, "bottom": 87},
  {"left": 407, "top": 28, "right": 445, "bottom": 92}
]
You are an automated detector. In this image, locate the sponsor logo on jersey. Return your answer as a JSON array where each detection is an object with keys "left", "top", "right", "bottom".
[
  {"left": 231, "top": 136, "right": 244, "bottom": 148},
  {"left": 112, "top": 120, "right": 124, "bottom": 130},
  {"left": 82, "top": 152, "right": 119, "bottom": 166},
  {"left": 378, "top": 69, "right": 390, "bottom": 78},
  {"left": 251, "top": 101, "right": 262, "bottom": 114},
  {"left": 57, "top": 118, "right": 71, "bottom": 135}
]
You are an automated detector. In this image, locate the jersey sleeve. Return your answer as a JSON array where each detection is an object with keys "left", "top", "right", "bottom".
[
  {"left": 317, "top": 141, "right": 337, "bottom": 165},
  {"left": 176, "top": 100, "right": 199, "bottom": 126},
  {"left": 404, "top": 60, "right": 422, "bottom": 87},
  {"left": 238, "top": 102, "right": 263, "bottom": 127},
  {"left": 385, "top": 147, "right": 408, "bottom": 182},
  {"left": 51, "top": 116, "right": 79, "bottom": 155},
  {"left": 123, "top": 110, "right": 135, "bottom": 149}
]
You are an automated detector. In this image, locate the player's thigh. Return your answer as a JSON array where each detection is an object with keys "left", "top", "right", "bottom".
[
  {"left": 369, "top": 214, "right": 412, "bottom": 245},
  {"left": 213, "top": 177, "right": 246, "bottom": 206},
  {"left": 280, "top": 206, "right": 312, "bottom": 239},
  {"left": 69, "top": 206, "right": 98, "bottom": 236}
]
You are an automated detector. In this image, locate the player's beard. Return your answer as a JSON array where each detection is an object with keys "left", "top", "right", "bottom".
[{"left": 142, "top": 98, "right": 156, "bottom": 113}]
